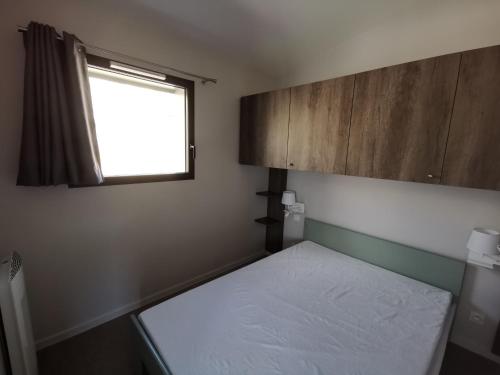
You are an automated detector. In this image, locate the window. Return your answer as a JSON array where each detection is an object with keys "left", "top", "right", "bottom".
[{"left": 86, "top": 54, "right": 194, "bottom": 185}]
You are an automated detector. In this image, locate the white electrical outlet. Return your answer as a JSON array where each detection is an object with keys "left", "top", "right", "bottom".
[{"left": 469, "top": 311, "right": 485, "bottom": 325}]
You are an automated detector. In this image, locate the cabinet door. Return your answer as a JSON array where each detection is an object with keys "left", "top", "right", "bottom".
[
  {"left": 442, "top": 46, "right": 500, "bottom": 190},
  {"left": 346, "top": 54, "right": 461, "bottom": 183},
  {"left": 239, "top": 89, "right": 290, "bottom": 168},
  {"left": 287, "top": 77, "right": 355, "bottom": 173}
]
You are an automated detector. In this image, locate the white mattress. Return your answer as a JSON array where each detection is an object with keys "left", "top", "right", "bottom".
[{"left": 139, "top": 241, "right": 452, "bottom": 375}]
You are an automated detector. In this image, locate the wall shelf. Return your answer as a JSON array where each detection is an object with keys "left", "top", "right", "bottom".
[
  {"left": 256, "top": 191, "right": 281, "bottom": 197},
  {"left": 254, "top": 217, "right": 280, "bottom": 226}
]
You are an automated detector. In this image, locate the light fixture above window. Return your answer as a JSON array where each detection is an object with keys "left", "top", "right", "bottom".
[{"left": 109, "top": 61, "right": 166, "bottom": 80}]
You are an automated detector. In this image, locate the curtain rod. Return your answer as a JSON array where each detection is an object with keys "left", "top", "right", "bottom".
[{"left": 17, "top": 26, "right": 217, "bottom": 84}]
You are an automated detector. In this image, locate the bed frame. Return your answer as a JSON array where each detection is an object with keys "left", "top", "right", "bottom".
[
  {"left": 131, "top": 315, "right": 173, "bottom": 375},
  {"left": 131, "top": 218, "right": 466, "bottom": 375}
]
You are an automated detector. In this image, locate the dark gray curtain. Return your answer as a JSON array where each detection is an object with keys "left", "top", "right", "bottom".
[{"left": 17, "top": 22, "right": 104, "bottom": 186}]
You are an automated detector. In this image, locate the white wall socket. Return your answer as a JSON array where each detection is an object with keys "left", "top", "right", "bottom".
[{"left": 469, "top": 311, "right": 485, "bottom": 325}]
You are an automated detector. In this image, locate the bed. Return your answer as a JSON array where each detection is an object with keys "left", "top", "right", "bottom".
[{"left": 131, "top": 218, "right": 466, "bottom": 375}]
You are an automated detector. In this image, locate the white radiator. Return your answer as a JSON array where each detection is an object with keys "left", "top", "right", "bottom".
[{"left": 0, "top": 252, "right": 38, "bottom": 375}]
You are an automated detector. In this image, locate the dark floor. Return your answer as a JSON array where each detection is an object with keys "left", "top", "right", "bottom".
[
  {"left": 38, "top": 311, "right": 500, "bottom": 375},
  {"left": 440, "top": 344, "right": 500, "bottom": 375}
]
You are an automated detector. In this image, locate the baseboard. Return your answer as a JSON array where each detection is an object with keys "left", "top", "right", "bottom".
[
  {"left": 36, "top": 251, "right": 266, "bottom": 350},
  {"left": 450, "top": 334, "right": 500, "bottom": 365}
]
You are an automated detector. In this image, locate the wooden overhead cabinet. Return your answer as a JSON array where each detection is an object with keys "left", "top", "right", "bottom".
[
  {"left": 239, "top": 89, "right": 290, "bottom": 168},
  {"left": 239, "top": 44, "right": 500, "bottom": 192},
  {"left": 346, "top": 54, "right": 461, "bottom": 184},
  {"left": 442, "top": 45, "right": 500, "bottom": 190},
  {"left": 287, "top": 76, "right": 355, "bottom": 173}
]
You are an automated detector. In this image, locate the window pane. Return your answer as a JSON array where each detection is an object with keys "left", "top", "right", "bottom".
[{"left": 88, "top": 67, "right": 187, "bottom": 177}]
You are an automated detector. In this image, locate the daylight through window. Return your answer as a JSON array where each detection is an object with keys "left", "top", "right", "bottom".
[{"left": 87, "top": 56, "right": 194, "bottom": 184}]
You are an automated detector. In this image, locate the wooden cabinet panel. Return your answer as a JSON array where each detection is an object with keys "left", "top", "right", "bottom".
[
  {"left": 442, "top": 46, "right": 500, "bottom": 190},
  {"left": 287, "top": 77, "right": 355, "bottom": 173},
  {"left": 346, "top": 54, "right": 461, "bottom": 183},
  {"left": 239, "top": 89, "right": 290, "bottom": 168}
]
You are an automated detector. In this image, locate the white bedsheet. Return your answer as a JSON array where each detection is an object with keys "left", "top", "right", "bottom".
[{"left": 139, "top": 241, "right": 452, "bottom": 375}]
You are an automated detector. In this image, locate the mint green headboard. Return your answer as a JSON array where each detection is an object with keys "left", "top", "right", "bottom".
[{"left": 304, "top": 218, "right": 465, "bottom": 297}]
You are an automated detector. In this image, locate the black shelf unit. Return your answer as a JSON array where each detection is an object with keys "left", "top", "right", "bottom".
[{"left": 254, "top": 168, "right": 287, "bottom": 253}]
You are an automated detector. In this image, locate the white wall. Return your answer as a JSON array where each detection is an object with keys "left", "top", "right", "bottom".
[
  {"left": 0, "top": 0, "right": 274, "bottom": 347},
  {"left": 283, "top": 1, "right": 500, "bottom": 363},
  {"left": 285, "top": 1, "right": 500, "bottom": 86}
]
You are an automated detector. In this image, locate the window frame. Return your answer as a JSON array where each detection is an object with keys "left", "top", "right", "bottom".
[{"left": 86, "top": 54, "right": 195, "bottom": 186}]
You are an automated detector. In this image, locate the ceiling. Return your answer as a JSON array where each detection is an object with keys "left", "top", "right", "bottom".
[{"left": 118, "top": 0, "right": 489, "bottom": 79}]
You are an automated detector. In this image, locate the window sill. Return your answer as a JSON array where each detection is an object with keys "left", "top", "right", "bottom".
[{"left": 71, "top": 172, "right": 194, "bottom": 187}]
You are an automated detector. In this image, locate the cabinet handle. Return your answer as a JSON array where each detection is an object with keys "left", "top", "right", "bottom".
[
  {"left": 427, "top": 174, "right": 441, "bottom": 179},
  {"left": 289, "top": 162, "right": 294, "bottom": 167}
]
